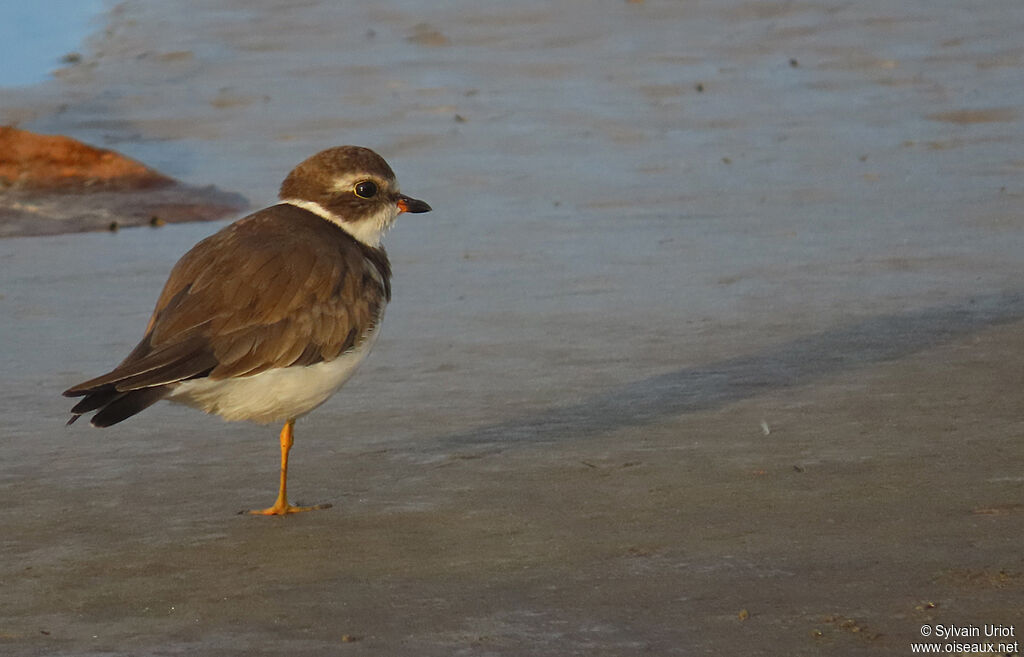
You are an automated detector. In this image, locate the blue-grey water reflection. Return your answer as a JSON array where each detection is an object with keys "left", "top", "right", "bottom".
[{"left": 0, "top": 0, "right": 103, "bottom": 87}]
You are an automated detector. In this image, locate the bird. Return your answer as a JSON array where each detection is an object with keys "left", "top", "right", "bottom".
[{"left": 63, "top": 146, "right": 431, "bottom": 515}]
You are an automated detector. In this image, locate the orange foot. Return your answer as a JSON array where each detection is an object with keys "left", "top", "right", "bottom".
[
  {"left": 244, "top": 501, "right": 333, "bottom": 516},
  {"left": 243, "top": 419, "right": 335, "bottom": 516}
]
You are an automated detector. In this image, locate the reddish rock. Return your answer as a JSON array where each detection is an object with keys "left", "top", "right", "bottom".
[
  {"left": 0, "top": 126, "right": 173, "bottom": 190},
  {"left": 0, "top": 127, "right": 248, "bottom": 237}
]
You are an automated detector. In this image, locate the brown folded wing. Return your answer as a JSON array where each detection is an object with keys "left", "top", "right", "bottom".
[{"left": 65, "top": 204, "right": 391, "bottom": 397}]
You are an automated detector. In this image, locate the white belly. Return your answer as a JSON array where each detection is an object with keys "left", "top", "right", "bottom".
[{"left": 167, "top": 329, "right": 380, "bottom": 424}]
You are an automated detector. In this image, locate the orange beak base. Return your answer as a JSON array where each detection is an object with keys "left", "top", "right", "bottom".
[{"left": 396, "top": 194, "right": 432, "bottom": 214}]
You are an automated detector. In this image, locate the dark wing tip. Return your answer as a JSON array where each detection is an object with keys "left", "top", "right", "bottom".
[
  {"left": 88, "top": 387, "right": 169, "bottom": 427},
  {"left": 63, "top": 381, "right": 91, "bottom": 397}
]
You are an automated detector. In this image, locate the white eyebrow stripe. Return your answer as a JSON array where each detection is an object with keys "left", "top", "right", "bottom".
[{"left": 330, "top": 172, "right": 381, "bottom": 193}]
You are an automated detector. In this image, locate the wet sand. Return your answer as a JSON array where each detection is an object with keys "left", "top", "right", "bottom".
[{"left": 2, "top": 1, "right": 1023, "bottom": 655}]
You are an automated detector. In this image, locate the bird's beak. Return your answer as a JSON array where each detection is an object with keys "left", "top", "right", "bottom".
[{"left": 396, "top": 194, "right": 432, "bottom": 214}]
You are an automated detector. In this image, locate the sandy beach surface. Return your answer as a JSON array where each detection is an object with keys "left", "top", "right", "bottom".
[{"left": 1, "top": 1, "right": 1022, "bottom": 655}]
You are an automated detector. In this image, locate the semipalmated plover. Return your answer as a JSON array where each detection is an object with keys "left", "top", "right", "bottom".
[{"left": 64, "top": 146, "right": 431, "bottom": 515}]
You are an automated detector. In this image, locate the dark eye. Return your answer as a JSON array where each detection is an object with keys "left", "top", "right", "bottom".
[{"left": 354, "top": 181, "right": 378, "bottom": 199}]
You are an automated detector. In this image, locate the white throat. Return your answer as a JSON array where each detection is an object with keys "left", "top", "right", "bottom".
[{"left": 280, "top": 199, "right": 395, "bottom": 248}]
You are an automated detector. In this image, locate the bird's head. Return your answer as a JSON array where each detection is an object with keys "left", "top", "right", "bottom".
[{"left": 279, "top": 145, "right": 431, "bottom": 247}]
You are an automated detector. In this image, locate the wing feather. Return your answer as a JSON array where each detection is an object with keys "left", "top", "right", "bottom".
[{"left": 64, "top": 204, "right": 390, "bottom": 404}]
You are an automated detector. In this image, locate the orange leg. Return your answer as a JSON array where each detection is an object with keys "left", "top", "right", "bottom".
[{"left": 247, "top": 418, "right": 332, "bottom": 516}]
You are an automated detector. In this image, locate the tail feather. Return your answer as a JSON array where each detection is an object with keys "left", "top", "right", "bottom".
[
  {"left": 89, "top": 387, "right": 170, "bottom": 428},
  {"left": 65, "top": 383, "right": 171, "bottom": 427},
  {"left": 69, "top": 386, "right": 122, "bottom": 415}
]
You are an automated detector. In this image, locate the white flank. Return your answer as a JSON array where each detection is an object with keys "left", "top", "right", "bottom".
[
  {"left": 280, "top": 199, "right": 397, "bottom": 248},
  {"left": 167, "top": 328, "right": 382, "bottom": 423}
]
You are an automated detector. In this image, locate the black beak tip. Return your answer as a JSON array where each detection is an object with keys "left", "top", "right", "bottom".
[{"left": 399, "top": 195, "right": 432, "bottom": 214}]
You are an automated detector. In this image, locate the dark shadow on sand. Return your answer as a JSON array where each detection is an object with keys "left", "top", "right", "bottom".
[{"left": 431, "top": 291, "right": 1024, "bottom": 450}]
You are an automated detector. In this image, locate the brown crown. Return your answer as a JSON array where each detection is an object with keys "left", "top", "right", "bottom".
[{"left": 278, "top": 146, "right": 396, "bottom": 202}]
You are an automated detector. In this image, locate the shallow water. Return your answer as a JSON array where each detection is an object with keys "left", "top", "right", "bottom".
[{"left": 0, "top": 0, "right": 104, "bottom": 87}]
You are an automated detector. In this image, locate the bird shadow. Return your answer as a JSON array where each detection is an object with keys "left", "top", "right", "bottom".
[{"left": 429, "top": 290, "right": 1024, "bottom": 450}]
